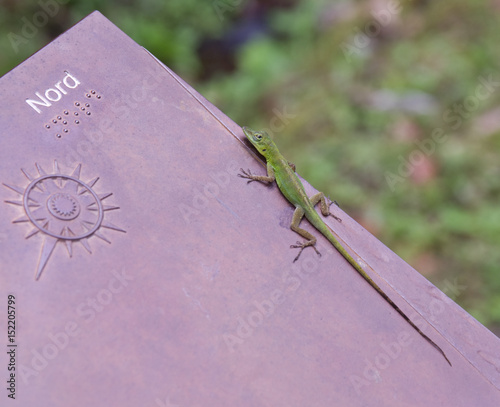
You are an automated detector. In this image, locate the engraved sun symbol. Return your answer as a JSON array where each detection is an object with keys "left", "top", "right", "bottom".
[{"left": 3, "top": 161, "right": 125, "bottom": 280}]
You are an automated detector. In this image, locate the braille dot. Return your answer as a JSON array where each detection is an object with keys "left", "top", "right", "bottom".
[
  {"left": 96, "top": 95, "right": 101, "bottom": 99},
  {"left": 74, "top": 112, "right": 79, "bottom": 116},
  {"left": 45, "top": 125, "right": 50, "bottom": 129},
  {"left": 86, "top": 112, "right": 91, "bottom": 115},
  {"left": 62, "top": 120, "right": 68, "bottom": 125},
  {"left": 91, "top": 90, "right": 96, "bottom": 94},
  {"left": 75, "top": 120, "right": 80, "bottom": 124},
  {"left": 57, "top": 116, "right": 62, "bottom": 120},
  {"left": 86, "top": 93, "right": 91, "bottom": 98},
  {"left": 75, "top": 102, "right": 80, "bottom": 106},
  {"left": 64, "top": 110, "right": 69, "bottom": 115},
  {"left": 81, "top": 107, "right": 85, "bottom": 111},
  {"left": 56, "top": 134, "right": 62, "bottom": 138},
  {"left": 85, "top": 103, "right": 90, "bottom": 107},
  {"left": 52, "top": 119, "right": 57, "bottom": 124},
  {"left": 63, "top": 129, "right": 69, "bottom": 133}
]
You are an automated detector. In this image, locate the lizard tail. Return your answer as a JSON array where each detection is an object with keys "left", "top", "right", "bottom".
[{"left": 310, "top": 214, "right": 452, "bottom": 366}]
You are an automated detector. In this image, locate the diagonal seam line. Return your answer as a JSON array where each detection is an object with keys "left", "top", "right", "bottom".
[{"left": 141, "top": 47, "right": 265, "bottom": 165}]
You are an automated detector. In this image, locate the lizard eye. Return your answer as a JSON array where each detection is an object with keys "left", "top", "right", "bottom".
[{"left": 255, "top": 134, "right": 262, "bottom": 140}]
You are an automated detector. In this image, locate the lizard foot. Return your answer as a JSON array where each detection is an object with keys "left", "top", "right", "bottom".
[
  {"left": 290, "top": 241, "right": 321, "bottom": 263},
  {"left": 327, "top": 200, "right": 342, "bottom": 222},
  {"left": 238, "top": 168, "right": 257, "bottom": 183},
  {"left": 327, "top": 196, "right": 340, "bottom": 208}
]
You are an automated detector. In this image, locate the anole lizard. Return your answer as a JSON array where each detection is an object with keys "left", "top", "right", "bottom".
[{"left": 238, "top": 126, "right": 451, "bottom": 366}]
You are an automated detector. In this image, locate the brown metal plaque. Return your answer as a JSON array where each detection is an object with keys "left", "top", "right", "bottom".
[{"left": 1, "top": 11, "right": 499, "bottom": 407}]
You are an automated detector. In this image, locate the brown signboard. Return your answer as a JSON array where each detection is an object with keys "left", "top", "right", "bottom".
[{"left": 1, "top": 11, "right": 499, "bottom": 407}]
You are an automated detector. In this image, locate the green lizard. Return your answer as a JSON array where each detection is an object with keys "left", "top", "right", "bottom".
[{"left": 238, "top": 126, "right": 451, "bottom": 366}]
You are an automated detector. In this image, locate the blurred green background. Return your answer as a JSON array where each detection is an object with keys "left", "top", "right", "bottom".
[{"left": 1, "top": 0, "right": 499, "bottom": 335}]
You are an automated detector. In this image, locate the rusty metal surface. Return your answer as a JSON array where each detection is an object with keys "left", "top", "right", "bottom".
[{"left": 0, "top": 11, "right": 499, "bottom": 407}]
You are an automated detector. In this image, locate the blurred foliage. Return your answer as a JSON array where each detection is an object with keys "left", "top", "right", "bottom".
[{"left": 1, "top": 0, "right": 500, "bottom": 334}]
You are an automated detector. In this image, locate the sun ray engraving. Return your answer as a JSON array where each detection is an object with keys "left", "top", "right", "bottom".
[
  {"left": 36, "top": 163, "right": 47, "bottom": 176},
  {"left": 12, "top": 215, "right": 30, "bottom": 223},
  {"left": 4, "top": 199, "right": 23, "bottom": 206},
  {"left": 85, "top": 177, "right": 99, "bottom": 189},
  {"left": 3, "top": 160, "right": 125, "bottom": 280},
  {"left": 93, "top": 231, "right": 111, "bottom": 244},
  {"left": 25, "top": 228, "right": 40, "bottom": 239},
  {"left": 36, "top": 236, "right": 58, "bottom": 280},
  {"left": 21, "top": 168, "right": 34, "bottom": 181},
  {"left": 53, "top": 160, "right": 60, "bottom": 174},
  {"left": 4, "top": 184, "right": 25, "bottom": 195}
]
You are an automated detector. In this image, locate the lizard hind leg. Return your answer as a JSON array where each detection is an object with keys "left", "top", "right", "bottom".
[
  {"left": 289, "top": 206, "right": 321, "bottom": 262},
  {"left": 309, "top": 192, "right": 342, "bottom": 222}
]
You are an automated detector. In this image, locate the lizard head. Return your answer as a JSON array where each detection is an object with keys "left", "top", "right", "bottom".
[{"left": 242, "top": 126, "right": 277, "bottom": 158}]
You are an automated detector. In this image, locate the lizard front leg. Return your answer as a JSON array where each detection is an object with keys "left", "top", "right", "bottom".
[
  {"left": 238, "top": 162, "right": 276, "bottom": 184},
  {"left": 289, "top": 206, "right": 321, "bottom": 262}
]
